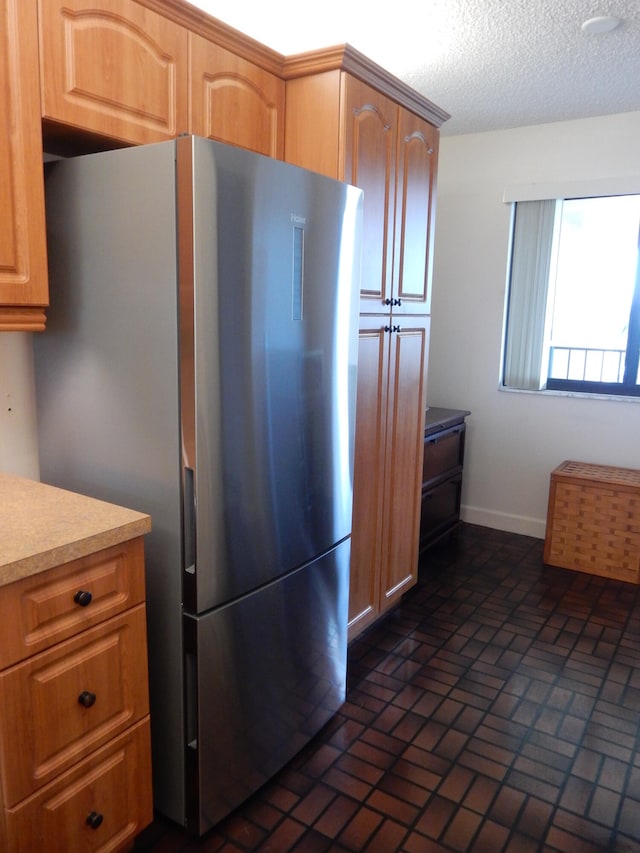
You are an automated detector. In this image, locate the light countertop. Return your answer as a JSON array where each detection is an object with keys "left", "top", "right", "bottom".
[{"left": 0, "top": 472, "right": 151, "bottom": 587}]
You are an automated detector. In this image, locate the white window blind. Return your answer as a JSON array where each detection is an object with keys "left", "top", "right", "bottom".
[{"left": 503, "top": 200, "right": 559, "bottom": 390}]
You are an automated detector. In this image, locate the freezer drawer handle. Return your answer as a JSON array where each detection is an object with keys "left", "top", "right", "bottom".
[
  {"left": 86, "top": 811, "right": 103, "bottom": 830},
  {"left": 78, "top": 690, "right": 96, "bottom": 708},
  {"left": 73, "top": 590, "right": 92, "bottom": 607},
  {"left": 183, "top": 466, "right": 196, "bottom": 574}
]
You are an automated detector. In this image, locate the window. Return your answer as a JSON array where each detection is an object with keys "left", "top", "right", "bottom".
[{"left": 503, "top": 193, "right": 640, "bottom": 397}]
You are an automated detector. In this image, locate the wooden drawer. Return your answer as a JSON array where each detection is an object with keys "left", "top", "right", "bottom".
[
  {"left": 0, "top": 605, "right": 149, "bottom": 805},
  {"left": 3, "top": 718, "right": 152, "bottom": 853},
  {"left": 0, "top": 537, "right": 146, "bottom": 670},
  {"left": 422, "top": 424, "right": 465, "bottom": 486}
]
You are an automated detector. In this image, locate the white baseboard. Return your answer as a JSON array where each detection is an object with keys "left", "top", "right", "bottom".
[{"left": 460, "top": 505, "right": 546, "bottom": 540}]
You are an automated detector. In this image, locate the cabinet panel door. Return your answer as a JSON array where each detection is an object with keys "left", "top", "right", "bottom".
[
  {"left": 348, "top": 316, "right": 389, "bottom": 640},
  {"left": 393, "top": 110, "right": 439, "bottom": 315},
  {"left": 380, "top": 316, "right": 430, "bottom": 609},
  {"left": 38, "top": 0, "right": 188, "bottom": 144},
  {"left": 343, "top": 77, "right": 397, "bottom": 314},
  {"left": 0, "top": 0, "right": 48, "bottom": 329},
  {"left": 189, "top": 35, "right": 284, "bottom": 158}
]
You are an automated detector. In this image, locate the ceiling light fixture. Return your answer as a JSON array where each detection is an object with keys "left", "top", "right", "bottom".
[{"left": 581, "top": 15, "right": 623, "bottom": 34}]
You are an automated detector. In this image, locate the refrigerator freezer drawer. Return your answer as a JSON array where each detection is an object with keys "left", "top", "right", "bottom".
[{"left": 183, "top": 538, "right": 350, "bottom": 835}]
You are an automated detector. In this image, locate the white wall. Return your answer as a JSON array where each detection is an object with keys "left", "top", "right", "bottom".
[
  {"left": 427, "top": 110, "right": 640, "bottom": 538},
  {"left": 0, "top": 333, "right": 39, "bottom": 480},
  {"left": 3, "top": 111, "right": 640, "bottom": 523}
]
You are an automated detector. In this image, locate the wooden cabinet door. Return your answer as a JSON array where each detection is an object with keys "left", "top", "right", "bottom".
[
  {"left": 0, "top": 0, "right": 48, "bottom": 330},
  {"left": 379, "top": 316, "right": 430, "bottom": 610},
  {"left": 348, "top": 315, "right": 389, "bottom": 640},
  {"left": 189, "top": 35, "right": 284, "bottom": 158},
  {"left": 393, "top": 110, "right": 439, "bottom": 315},
  {"left": 38, "top": 0, "right": 188, "bottom": 144},
  {"left": 342, "top": 77, "right": 397, "bottom": 314}
]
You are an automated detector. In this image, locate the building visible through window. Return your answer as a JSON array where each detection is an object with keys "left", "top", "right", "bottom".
[{"left": 503, "top": 194, "right": 640, "bottom": 397}]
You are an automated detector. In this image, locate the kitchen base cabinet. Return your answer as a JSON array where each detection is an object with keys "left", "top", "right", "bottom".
[
  {"left": 419, "top": 408, "right": 470, "bottom": 552},
  {"left": 0, "top": 474, "right": 152, "bottom": 853}
]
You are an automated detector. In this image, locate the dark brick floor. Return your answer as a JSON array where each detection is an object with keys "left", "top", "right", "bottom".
[{"left": 135, "top": 523, "right": 640, "bottom": 851}]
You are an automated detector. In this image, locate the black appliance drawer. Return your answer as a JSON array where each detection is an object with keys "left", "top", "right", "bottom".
[
  {"left": 420, "top": 475, "right": 462, "bottom": 549},
  {"left": 422, "top": 424, "right": 465, "bottom": 486}
]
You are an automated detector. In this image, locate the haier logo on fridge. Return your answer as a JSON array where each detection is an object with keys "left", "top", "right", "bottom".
[{"left": 291, "top": 213, "right": 306, "bottom": 225}]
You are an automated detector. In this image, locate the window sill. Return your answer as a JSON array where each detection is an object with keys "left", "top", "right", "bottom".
[{"left": 498, "top": 385, "right": 640, "bottom": 404}]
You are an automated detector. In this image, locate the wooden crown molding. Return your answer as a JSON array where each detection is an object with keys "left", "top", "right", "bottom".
[
  {"left": 136, "top": 2, "right": 449, "bottom": 127},
  {"left": 134, "top": 0, "right": 285, "bottom": 75},
  {"left": 283, "top": 44, "right": 450, "bottom": 128}
]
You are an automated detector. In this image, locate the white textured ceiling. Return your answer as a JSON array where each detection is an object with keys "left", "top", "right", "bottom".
[{"left": 186, "top": 0, "right": 640, "bottom": 136}]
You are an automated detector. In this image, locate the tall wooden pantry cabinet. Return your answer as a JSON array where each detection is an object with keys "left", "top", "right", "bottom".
[{"left": 284, "top": 46, "right": 448, "bottom": 638}]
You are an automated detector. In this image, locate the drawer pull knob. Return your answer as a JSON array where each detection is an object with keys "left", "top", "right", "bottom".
[
  {"left": 86, "top": 811, "right": 103, "bottom": 830},
  {"left": 78, "top": 690, "right": 97, "bottom": 708},
  {"left": 74, "top": 590, "right": 92, "bottom": 607}
]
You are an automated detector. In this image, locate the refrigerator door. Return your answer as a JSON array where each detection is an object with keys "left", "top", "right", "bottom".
[
  {"left": 183, "top": 537, "right": 350, "bottom": 835},
  {"left": 181, "top": 138, "right": 362, "bottom": 614}
]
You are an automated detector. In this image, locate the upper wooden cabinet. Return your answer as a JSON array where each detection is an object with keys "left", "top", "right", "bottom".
[
  {"left": 394, "top": 109, "right": 439, "bottom": 316},
  {"left": 37, "top": 0, "right": 287, "bottom": 155},
  {"left": 189, "top": 35, "right": 285, "bottom": 158},
  {"left": 0, "top": 0, "right": 48, "bottom": 331},
  {"left": 284, "top": 47, "right": 446, "bottom": 315},
  {"left": 343, "top": 78, "right": 398, "bottom": 315},
  {"left": 38, "top": 0, "right": 189, "bottom": 144}
]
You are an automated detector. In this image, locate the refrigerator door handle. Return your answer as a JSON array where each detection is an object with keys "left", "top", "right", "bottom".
[{"left": 183, "top": 466, "right": 196, "bottom": 574}]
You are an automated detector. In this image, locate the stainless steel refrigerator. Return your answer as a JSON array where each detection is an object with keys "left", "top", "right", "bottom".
[{"left": 34, "top": 136, "right": 362, "bottom": 834}]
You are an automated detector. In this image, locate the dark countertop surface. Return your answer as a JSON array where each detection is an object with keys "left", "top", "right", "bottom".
[{"left": 425, "top": 407, "right": 471, "bottom": 436}]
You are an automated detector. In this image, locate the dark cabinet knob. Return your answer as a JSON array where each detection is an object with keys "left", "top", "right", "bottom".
[
  {"left": 78, "top": 690, "right": 97, "bottom": 708},
  {"left": 395, "top": 298, "right": 402, "bottom": 306},
  {"left": 74, "top": 590, "right": 92, "bottom": 607},
  {"left": 384, "top": 298, "right": 393, "bottom": 305},
  {"left": 86, "top": 811, "right": 103, "bottom": 830}
]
